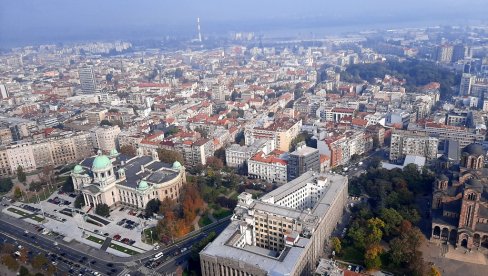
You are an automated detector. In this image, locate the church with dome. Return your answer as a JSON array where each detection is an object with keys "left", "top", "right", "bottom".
[
  {"left": 71, "top": 149, "right": 186, "bottom": 210},
  {"left": 431, "top": 143, "right": 488, "bottom": 249}
]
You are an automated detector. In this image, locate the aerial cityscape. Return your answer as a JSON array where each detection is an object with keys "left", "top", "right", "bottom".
[{"left": 1, "top": 1, "right": 488, "bottom": 276}]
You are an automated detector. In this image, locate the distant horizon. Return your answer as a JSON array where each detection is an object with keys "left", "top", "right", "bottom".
[{"left": 1, "top": 0, "right": 488, "bottom": 49}]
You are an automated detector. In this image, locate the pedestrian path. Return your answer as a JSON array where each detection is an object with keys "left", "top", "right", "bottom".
[{"left": 100, "top": 237, "right": 112, "bottom": 251}]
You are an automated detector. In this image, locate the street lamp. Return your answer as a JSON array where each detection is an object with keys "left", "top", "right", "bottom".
[{"left": 150, "top": 229, "right": 154, "bottom": 245}]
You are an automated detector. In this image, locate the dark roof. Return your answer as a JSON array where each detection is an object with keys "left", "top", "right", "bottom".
[{"left": 462, "top": 143, "right": 485, "bottom": 156}]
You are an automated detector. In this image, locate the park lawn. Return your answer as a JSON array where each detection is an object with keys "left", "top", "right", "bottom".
[
  {"left": 213, "top": 208, "right": 232, "bottom": 220},
  {"left": 109, "top": 243, "right": 139, "bottom": 255},
  {"left": 26, "top": 188, "right": 57, "bottom": 203},
  {"left": 142, "top": 227, "right": 158, "bottom": 244},
  {"left": 86, "top": 235, "right": 105, "bottom": 244},
  {"left": 30, "top": 215, "right": 45, "bottom": 222},
  {"left": 7, "top": 207, "right": 31, "bottom": 217},
  {"left": 198, "top": 214, "right": 212, "bottom": 227}
]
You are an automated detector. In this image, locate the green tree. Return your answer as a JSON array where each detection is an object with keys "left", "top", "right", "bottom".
[
  {"left": 158, "top": 148, "right": 184, "bottom": 165},
  {"left": 379, "top": 208, "right": 403, "bottom": 237},
  {"left": 95, "top": 203, "right": 110, "bottom": 217},
  {"left": 331, "top": 237, "right": 342, "bottom": 254},
  {"left": 120, "top": 145, "right": 137, "bottom": 157},
  {"left": 61, "top": 177, "right": 74, "bottom": 193},
  {"left": 214, "top": 148, "right": 226, "bottom": 166},
  {"left": 17, "top": 165, "right": 26, "bottom": 183},
  {"left": 74, "top": 194, "right": 85, "bottom": 209},
  {"left": 32, "top": 254, "right": 48, "bottom": 270},
  {"left": 13, "top": 186, "right": 22, "bottom": 200},
  {"left": 145, "top": 199, "right": 161, "bottom": 217},
  {"left": 18, "top": 266, "right": 30, "bottom": 276},
  {"left": 100, "top": 119, "right": 113, "bottom": 126},
  {"left": 0, "top": 177, "right": 13, "bottom": 193}
]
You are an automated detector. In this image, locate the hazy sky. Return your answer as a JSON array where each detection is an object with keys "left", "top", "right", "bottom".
[{"left": 1, "top": 0, "right": 487, "bottom": 47}]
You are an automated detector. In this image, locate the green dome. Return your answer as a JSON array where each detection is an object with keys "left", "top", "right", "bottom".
[
  {"left": 92, "top": 155, "right": 112, "bottom": 170},
  {"left": 73, "top": 165, "right": 84, "bottom": 174},
  {"left": 172, "top": 161, "right": 182, "bottom": 170},
  {"left": 138, "top": 180, "right": 149, "bottom": 190},
  {"left": 110, "top": 148, "right": 119, "bottom": 156}
]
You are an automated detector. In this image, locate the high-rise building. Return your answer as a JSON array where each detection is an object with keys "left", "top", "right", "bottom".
[
  {"left": 199, "top": 171, "right": 348, "bottom": 276},
  {"left": 79, "top": 66, "right": 97, "bottom": 94},
  {"left": 287, "top": 143, "right": 320, "bottom": 181},
  {"left": 436, "top": 45, "right": 454, "bottom": 63},
  {"left": 460, "top": 73, "right": 475, "bottom": 96},
  {"left": 0, "top": 84, "right": 9, "bottom": 99}
]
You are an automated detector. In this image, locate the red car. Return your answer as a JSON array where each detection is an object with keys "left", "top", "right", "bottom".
[{"left": 113, "top": 234, "right": 121, "bottom": 241}]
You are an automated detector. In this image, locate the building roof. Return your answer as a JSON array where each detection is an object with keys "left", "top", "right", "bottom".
[
  {"left": 92, "top": 155, "right": 111, "bottom": 170},
  {"left": 463, "top": 143, "right": 485, "bottom": 156}
]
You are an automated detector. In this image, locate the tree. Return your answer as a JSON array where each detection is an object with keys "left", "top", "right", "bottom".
[
  {"left": 1, "top": 243, "right": 15, "bottom": 254},
  {"left": 100, "top": 119, "right": 113, "bottom": 126},
  {"left": 145, "top": 199, "right": 161, "bottom": 217},
  {"left": 13, "top": 186, "right": 22, "bottom": 200},
  {"left": 364, "top": 244, "right": 382, "bottom": 270},
  {"left": 18, "top": 247, "right": 28, "bottom": 264},
  {"left": 74, "top": 194, "right": 85, "bottom": 209},
  {"left": 206, "top": 156, "right": 223, "bottom": 171},
  {"left": 19, "top": 266, "right": 30, "bottom": 276},
  {"left": 95, "top": 203, "right": 110, "bottom": 217},
  {"left": 214, "top": 148, "right": 226, "bottom": 166},
  {"left": 40, "top": 165, "right": 54, "bottom": 186},
  {"left": 379, "top": 208, "right": 403, "bottom": 237},
  {"left": 17, "top": 165, "right": 26, "bottom": 183},
  {"left": 1, "top": 255, "right": 19, "bottom": 271},
  {"left": 0, "top": 177, "right": 13, "bottom": 193},
  {"left": 428, "top": 266, "right": 442, "bottom": 276},
  {"left": 32, "top": 254, "right": 48, "bottom": 270},
  {"left": 331, "top": 237, "right": 342, "bottom": 254},
  {"left": 120, "top": 145, "right": 137, "bottom": 157},
  {"left": 158, "top": 148, "right": 184, "bottom": 165},
  {"left": 194, "top": 127, "right": 209, "bottom": 139},
  {"left": 61, "top": 177, "right": 74, "bottom": 193},
  {"left": 28, "top": 181, "right": 44, "bottom": 192}
]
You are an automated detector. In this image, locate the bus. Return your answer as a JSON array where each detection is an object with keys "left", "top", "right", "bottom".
[{"left": 153, "top": 252, "right": 164, "bottom": 261}]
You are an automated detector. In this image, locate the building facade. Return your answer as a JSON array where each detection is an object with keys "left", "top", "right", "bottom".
[
  {"left": 287, "top": 143, "right": 320, "bottom": 181},
  {"left": 200, "top": 172, "right": 348, "bottom": 276},
  {"left": 71, "top": 150, "right": 186, "bottom": 210},
  {"left": 389, "top": 129, "right": 438, "bottom": 162}
]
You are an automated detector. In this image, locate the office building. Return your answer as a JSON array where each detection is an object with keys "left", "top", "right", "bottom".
[
  {"left": 200, "top": 171, "right": 348, "bottom": 276},
  {"left": 287, "top": 143, "right": 320, "bottom": 181},
  {"left": 79, "top": 66, "right": 97, "bottom": 94}
]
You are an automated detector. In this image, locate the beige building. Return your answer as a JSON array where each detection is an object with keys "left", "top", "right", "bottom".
[
  {"left": 248, "top": 150, "right": 288, "bottom": 184},
  {"left": 245, "top": 118, "right": 302, "bottom": 152},
  {"left": 85, "top": 108, "right": 108, "bottom": 126},
  {"left": 200, "top": 171, "right": 348, "bottom": 276},
  {"left": 91, "top": 125, "right": 121, "bottom": 154},
  {"left": 6, "top": 143, "right": 36, "bottom": 173},
  {"left": 72, "top": 150, "right": 186, "bottom": 210},
  {"left": 0, "top": 128, "right": 12, "bottom": 145}
]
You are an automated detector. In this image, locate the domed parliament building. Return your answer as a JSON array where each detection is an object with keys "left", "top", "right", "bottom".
[{"left": 71, "top": 149, "right": 186, "bottom": 210}]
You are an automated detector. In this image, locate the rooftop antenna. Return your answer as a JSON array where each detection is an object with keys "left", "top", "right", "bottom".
[{"left": 197, "top": 17, "right": 202, "bottom": 43}]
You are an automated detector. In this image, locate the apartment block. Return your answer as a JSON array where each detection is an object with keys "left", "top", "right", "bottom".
[
  {"left": 389, "top": 129, "right": 438, "bottom": 162},
  {"left": 287, "top": 143, "right": 320, "bottom": 181},
  {"left": 248, "top": 150, "right": 288, "bottom": 184}
]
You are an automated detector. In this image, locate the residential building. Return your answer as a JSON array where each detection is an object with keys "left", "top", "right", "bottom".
[
  {"left": 225, "top": 139, "right": 273, "bottom": 168},
  {"left": 91, "top": 125, "right": 121, "bottom": 154},
  {"left": 245, "top": 118, "right": 302, "bottom": 152},
  {"left": 408, "top": 122, "right": 485, "bottom": 148},
  {"left": 389, "top": 129, "right": 438, "bottom": 162},
  {"left": 248, "top": 150, "right": 288, "bottom": 184},
  {"left": 199, "top": 172, "right": 348, "bottom": 276}
]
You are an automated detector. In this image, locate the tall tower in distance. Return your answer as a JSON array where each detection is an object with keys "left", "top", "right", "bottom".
[
  {"left": 79, "top": 66, "right": 97, "bottom": 94},
  {"left": 197, "top": 17, "right": 202, "bottom": 43}
]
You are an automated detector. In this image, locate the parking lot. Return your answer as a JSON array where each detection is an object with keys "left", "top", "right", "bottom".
[{"left": 5, "top": 190, "right": 157, "bottom": 255}]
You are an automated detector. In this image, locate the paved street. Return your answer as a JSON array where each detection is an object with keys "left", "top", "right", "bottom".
[{"left": 0, "top": 196, "right": 230, "bottom": 275}]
